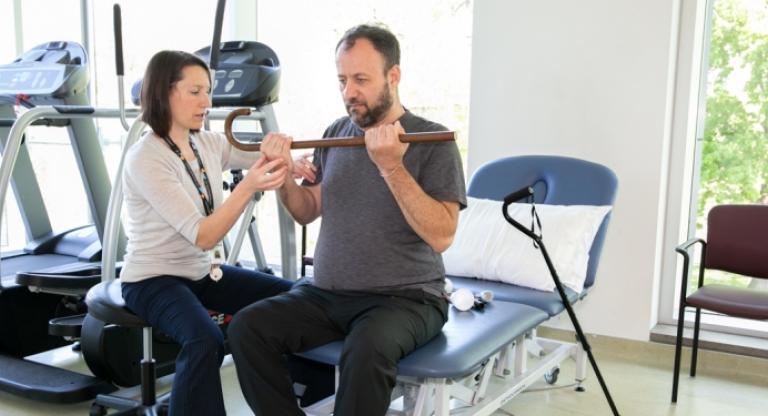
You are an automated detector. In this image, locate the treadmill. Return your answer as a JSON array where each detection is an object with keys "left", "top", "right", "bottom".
[
  {"left": 0, "top": 41, "right": 126, "bottom": 403},
  {"left": 0, "top": 42, "right": 106, "bottom": 289}
]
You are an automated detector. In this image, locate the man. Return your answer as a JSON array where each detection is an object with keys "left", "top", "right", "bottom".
[{"left": 228, "top": 24, "right": 467, "bottom": 416}]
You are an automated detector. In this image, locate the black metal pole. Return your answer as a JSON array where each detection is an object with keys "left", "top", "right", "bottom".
[
  {"left": 210, "top": 0, "right": 226, "bottom": 71},
  {"left": 535, "top": 238, "right": 620, "bottom": 416},
  {"left": 501, "top": 186, "right": 620, "bottom": 416}
]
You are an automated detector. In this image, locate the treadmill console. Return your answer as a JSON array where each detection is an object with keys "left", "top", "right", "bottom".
[
  {"left": 0, "top": 41, "right": 89, "bottom": 104},
  {"left": 131, "top": 41, "right": 280, "bottom": 108}
]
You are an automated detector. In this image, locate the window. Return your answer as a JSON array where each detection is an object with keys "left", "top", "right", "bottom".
[
  {"left": 20, "top": 0, "right": 82, "bottom": 50},
  {"left": 0, "top": 0, "right": 17, "bottom": 63},
  {"left": 89, "top": 0, "right": 220, "bottom": 166},
  {"left": 1, "top": 0, "right": 88, "bottom": 250},
  {"left": 1, "top": 0, "right": 474, "bottom": 275},
  {"left": 669, "top": 0, "right": 768, "bottom": 336}
]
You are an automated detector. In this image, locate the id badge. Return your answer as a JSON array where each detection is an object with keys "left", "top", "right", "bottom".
[{"left": 209, "top": 243, "right": 225, "bottom": 281}]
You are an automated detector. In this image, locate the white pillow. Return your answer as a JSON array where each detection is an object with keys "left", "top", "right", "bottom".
[{"left": 443, "top": 197, "right": 611, "bottom": 293}]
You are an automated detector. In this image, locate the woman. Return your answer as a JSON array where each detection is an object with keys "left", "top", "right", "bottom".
[{"left": 120, "top": 50, "right": 300, "bottom": 415}]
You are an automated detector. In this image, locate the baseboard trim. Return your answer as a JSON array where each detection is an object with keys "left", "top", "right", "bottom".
[
  {"left": 537, "top": 326, "right": 768, "bottom": 385},
  {"left": 649, "top": 323, "right": 768, "bottom": 359}
]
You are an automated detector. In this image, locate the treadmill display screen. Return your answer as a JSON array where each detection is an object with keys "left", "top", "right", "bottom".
[{"left": 0, "top": 66, "right": 65, "bottom": 95}]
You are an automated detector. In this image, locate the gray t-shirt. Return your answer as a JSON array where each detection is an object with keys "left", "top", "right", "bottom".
[{"left": 307, "top": 111, "right": 467, "bottom": 296}]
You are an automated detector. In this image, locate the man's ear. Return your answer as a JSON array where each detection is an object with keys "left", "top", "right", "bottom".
[{"left": 388, "top": 64, "right": 401, "bottom": 88}]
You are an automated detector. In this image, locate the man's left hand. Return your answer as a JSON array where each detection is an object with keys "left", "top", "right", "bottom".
[{"left": 292, "top": 153, "right": 317, "bottom": 183}]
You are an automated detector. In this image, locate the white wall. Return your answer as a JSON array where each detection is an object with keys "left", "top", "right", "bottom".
[{"left": 469, "top": 0, "right": 691, "bottom": 340}]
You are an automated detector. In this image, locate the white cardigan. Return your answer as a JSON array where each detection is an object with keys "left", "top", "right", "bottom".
[{"left": 120, "top": 130, "right": 259, "bottom": 283}]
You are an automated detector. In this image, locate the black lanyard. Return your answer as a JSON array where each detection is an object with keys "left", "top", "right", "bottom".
[{"left": 161, "top": 135, "right": 215, "bottom": 216}]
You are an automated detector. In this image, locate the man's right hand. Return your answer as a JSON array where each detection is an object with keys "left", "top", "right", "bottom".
[
  {"left": 260, "top": 132, "right": 294, "bottom": 180},
  {"left": 260, "top": 133, "right": 322, "bottom": 224}
]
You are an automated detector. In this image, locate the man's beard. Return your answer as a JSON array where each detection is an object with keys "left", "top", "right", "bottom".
[{"left": 345, "top": 83, "right": 393, "bottom": 128}]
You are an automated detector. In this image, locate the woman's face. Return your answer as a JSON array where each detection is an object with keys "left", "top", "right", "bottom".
[{"left": 169, "top": 65, "right": 211, "bottom": 134}]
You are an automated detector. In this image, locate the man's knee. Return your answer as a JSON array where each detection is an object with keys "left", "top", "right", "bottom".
[
  {"left": 342, "top": 330, "right": 403, "bottom": 368},
  {"left": 228, "top": 303, "right": 272, "bottom": 349}
]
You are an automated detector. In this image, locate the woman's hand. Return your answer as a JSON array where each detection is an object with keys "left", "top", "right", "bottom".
[
  {"left": 292, "top": 153, "right": 317, "bottom": 183},
  {"left": 242, "top": 155, "right": 288, "bottom": 193}
]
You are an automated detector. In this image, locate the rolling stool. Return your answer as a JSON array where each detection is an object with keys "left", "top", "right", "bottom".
[{"left": 84, "top": 280, "right": 169, "bottom": 416}]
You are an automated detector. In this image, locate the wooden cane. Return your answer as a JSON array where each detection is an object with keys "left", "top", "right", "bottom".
[{"left": 223, "top": 107, "right": 455, "bottom": 151}]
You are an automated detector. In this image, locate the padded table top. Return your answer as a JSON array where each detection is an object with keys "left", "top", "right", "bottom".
[
  {"left": 299, "top": 300, "right": 548, "bottom": 378},
  {"left": 449, "top": 275, "right": 586, "bottom": 317}
]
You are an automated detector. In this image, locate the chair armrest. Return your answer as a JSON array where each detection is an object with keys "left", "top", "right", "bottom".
[
  {"left": 675, "top": 237, "right": 704, "bottom": 255},
  {"left": 675, "top": 237, "right": 706, "bottom": 301}
]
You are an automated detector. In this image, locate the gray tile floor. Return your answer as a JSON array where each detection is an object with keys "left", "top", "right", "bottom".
[{"left": 0, "top": 341, "right": 765, "bottom": 415}]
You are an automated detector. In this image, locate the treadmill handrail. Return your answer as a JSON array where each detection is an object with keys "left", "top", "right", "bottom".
[
  {"left": 101, "top": 116, "right": 145, "bottom": 282},
  {"left": 0, "top": 107, "right": 142, "bottom": 279}
]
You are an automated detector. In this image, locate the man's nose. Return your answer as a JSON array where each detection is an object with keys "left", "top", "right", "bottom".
[{"left": 342, "top": 83, "right": 358, "bottom": 101}]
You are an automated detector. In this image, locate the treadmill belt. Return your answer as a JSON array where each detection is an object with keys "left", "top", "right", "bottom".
[
  {"left": 1, "top": 254, "right": 79, "bottom": 280},
  {"left": 0, "top": 254, "right": 84, "bottom": 288}
]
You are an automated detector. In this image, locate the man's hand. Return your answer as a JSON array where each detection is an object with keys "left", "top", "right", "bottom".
[
  {"left": 364, "top": 121, "right": 408, "bottom": 176},
  {"left": 260, "top": 132, "right": 294, "bottom": 177},
  {"left": 292, "top": 153, "right": 317, "bottom": 183}
]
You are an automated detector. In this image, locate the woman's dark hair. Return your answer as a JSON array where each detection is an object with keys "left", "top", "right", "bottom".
[
  {"left": 140, "top": 50, "right": 210, "bottom": 138},
  {"left": 336, "top": 24, "right": 400, "bottom": 74}
]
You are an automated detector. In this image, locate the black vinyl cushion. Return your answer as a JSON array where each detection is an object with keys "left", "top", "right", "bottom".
[
  {"left": 16, "top": 262, "right": 102, "bottom": 291},
  {"left": 85, "top": 281, "right": 148, "bottom": 327}
]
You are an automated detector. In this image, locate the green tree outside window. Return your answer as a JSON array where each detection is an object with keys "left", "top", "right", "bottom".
[{"left": 693, "top": 0, "right": 768, "bottom": 290}]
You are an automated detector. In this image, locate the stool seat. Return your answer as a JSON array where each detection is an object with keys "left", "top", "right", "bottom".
[
  {"left": 83, "top": 280, "right": 168, "bottom": 415},
  {"left": 85, "top": 280, "right": 148, "bottom": 328}
]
